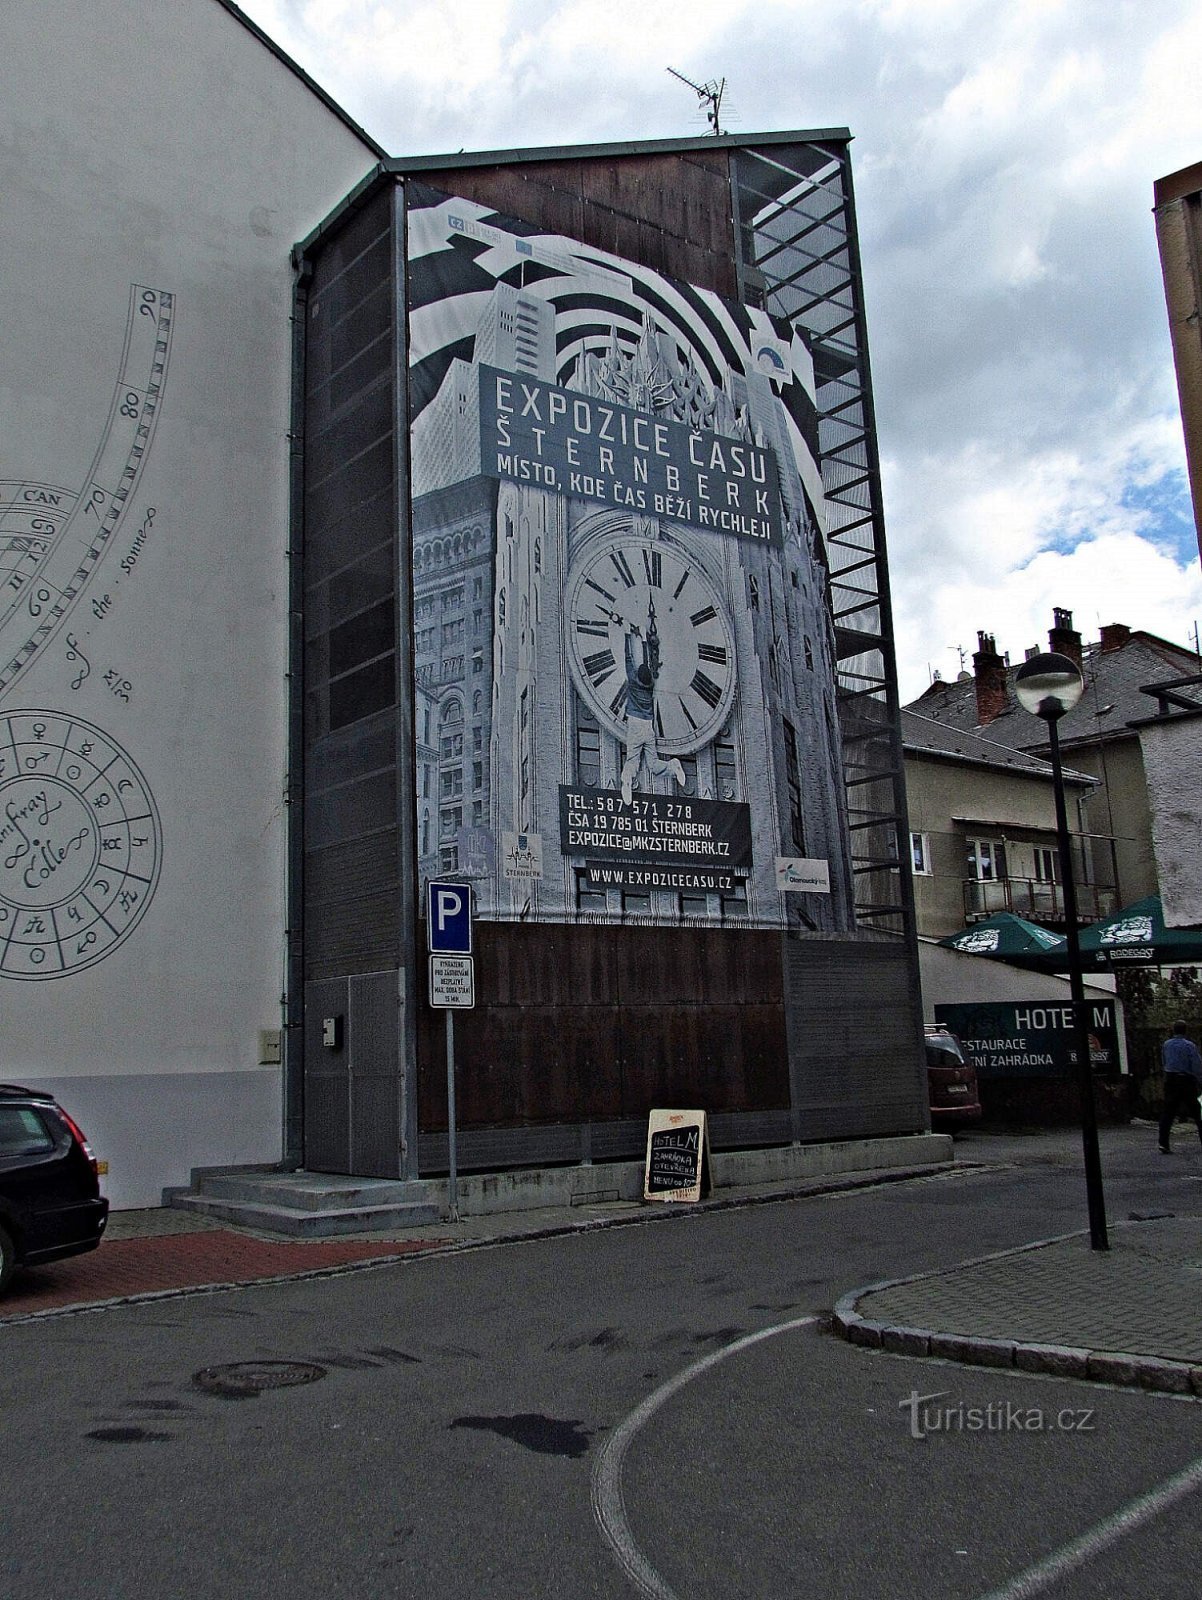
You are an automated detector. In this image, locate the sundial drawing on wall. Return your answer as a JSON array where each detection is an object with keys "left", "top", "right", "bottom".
[
  {"left": 0, "top": 285, "right": 172, "bottom": 977},
  {"left": 0, "top": 709, "right": 162, "bottom": 978},
  {"left": 0, "top": 284, "right": 172, "bottom": 694}
]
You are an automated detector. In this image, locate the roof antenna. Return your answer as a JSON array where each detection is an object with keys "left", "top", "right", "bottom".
[{"left": 667, "top": 67, "right": 726, "bottom": 135}]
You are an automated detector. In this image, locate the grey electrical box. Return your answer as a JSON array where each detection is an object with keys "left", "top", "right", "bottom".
[
  {"left": 258, "top": 1028, "right": 282, "bottom": 1065},
  {"left": 321, "top": 1016, "right": 343, "bottom": 1050}
]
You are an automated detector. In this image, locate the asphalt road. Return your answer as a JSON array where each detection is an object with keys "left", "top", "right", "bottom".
[{"left": 3, "top": 1127, "right": 1201, "bottom": 1600}]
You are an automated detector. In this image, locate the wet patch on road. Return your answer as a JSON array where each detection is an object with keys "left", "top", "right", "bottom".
[
  {"left": 449, "top": 1412, "right": 593, "bottom": 1457},
  {"left": 364, "top": 1345, "right": 422, "bottom": 1365},
  {"left": 553, "top": 1326, "right": 626, "bottom": 1353},
  {"left": 86, "top": 1426, "right": 173, "bottom": 1443}
]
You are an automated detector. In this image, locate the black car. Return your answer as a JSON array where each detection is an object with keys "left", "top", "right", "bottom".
[{"left": 0, "top": 1085, "right": 108, "bottom": 1293}]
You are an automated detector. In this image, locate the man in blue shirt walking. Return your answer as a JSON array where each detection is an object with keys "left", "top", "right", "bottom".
[{"left": 1158, "top": 1020, "right": 1202, "bottom": 1154}]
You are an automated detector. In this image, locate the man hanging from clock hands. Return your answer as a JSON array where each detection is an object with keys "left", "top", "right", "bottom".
[{"left": 617, "top": 599, "right": 687, "bottom": 806}]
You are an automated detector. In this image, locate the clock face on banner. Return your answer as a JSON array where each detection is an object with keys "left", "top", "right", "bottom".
[{"left": 565, "top": 533, "right": 737, "bottom": 754}]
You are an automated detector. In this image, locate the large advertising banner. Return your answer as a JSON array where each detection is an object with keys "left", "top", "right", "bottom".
[{"left": 406, "top": 183, "right": 854, "bottom": 932}]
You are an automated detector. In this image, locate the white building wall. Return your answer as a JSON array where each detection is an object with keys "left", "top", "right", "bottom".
[
  {"left": 1138, "top": 715, "right": 1202, "bottom": 927},
  {"left": 1, "top": 0, "right": 376, "bottom": 1204}
]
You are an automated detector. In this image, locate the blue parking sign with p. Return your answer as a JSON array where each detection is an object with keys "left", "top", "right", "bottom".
[{"left": 427, "top": 880, "right": 472, "bottom": 954}]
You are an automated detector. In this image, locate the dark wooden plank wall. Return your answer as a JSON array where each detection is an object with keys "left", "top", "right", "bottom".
[
  {"left": 422, "top": 149, "right": 738, "bottom": 299},
  {"left": 417, "top": 924, "right": 788, "bottom": 1132}
]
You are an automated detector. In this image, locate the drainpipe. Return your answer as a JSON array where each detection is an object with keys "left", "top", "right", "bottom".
[{"left": 283, "top": 249, "right": 312, "bottom": 1169}]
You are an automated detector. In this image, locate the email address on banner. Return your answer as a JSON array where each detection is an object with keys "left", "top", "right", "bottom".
[
  {"left": 587, "top": 866, "right": 738, "bottom": 892},
  {"left": 567, "top": 828, "right": 732, "bottom": 857}
]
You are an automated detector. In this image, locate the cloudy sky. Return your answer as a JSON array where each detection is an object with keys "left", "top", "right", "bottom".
[{"left": 242, "top": 0, "right": 1202, "bottom": 698}]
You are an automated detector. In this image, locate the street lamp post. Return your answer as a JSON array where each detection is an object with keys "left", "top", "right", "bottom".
[{"left": 1014, "top": 651, "right": 1109, "bottom": 1250}]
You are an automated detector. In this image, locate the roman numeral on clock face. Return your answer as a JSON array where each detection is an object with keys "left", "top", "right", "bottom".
[
  {"left": 690, "top": 670, "right": 723, "bottom": 710},
  {"left": 583, "top": 647, "right": 615, "bottom": 685},
  {"left": 609, "top": 549, "right": 636, "bottom": 587},
  {"left": 690, "top": 604, "right": 717, "bottom": 627},
  {"left": 642, "top": 548, "right": 662, "bottom": 587},
  {"left": 576, "top": 617, "right": 608, "bottom": 638},
  {"left": 698, "top": 642, "right": 727, "bottom": 665}
]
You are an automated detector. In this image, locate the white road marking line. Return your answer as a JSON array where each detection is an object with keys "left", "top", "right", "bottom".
[
  {"left": 590, "top": 1313, "right": 820, "bottom": 1600},
  {"left": 594, "top": 1315, "right": 1202, "bottom": 1600},
  {"left": 976, "top": 1451, "right": 1202, "bottom": 1600}
]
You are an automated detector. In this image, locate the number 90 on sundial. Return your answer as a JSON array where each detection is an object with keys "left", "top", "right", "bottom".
[{"left": 0, "top": 710, "right": 161, "bottom": 978}]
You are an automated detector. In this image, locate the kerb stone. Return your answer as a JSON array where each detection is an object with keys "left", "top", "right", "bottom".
[
  {"left": 1013, "top": 1343, "right": 1090, "bottom": 1379},
  {"left": 879, "top": 1326, "right": 931, "bottom": 1356},
  {"left": 928, "top": 1332, "right": 1015, "bottom": 1368}
]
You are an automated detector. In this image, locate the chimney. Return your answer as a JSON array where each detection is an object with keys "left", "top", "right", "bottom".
[
  {"left": 1099, "top": 622, "right": 1131, "bottom": 653},
  {"left": 973, "top": 630, "right": 1008, "bottom": 725},
  {"left": 1048, "top": 606, "right": 1083, "bottom": 668}
]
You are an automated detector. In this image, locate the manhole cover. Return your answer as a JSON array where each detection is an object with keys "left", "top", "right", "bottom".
[{"left": 193, "top": 1360, "right": 327, "bottom": 1399}]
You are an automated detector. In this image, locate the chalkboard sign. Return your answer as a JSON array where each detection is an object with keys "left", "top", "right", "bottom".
[{"left": 644, "top": 1110, "right": 711, "bottom": 1203}]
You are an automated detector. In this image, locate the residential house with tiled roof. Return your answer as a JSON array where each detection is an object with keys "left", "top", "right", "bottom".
[
  {"left": 905, "top": 610, "right": 1201, "bottom": 927},
  {"left": 901, "top": 706, "right": 1097, "bottom": 939}
]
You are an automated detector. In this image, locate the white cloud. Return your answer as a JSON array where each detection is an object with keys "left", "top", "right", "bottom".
[
  {"left": 896, "top": 529, "right": 1202, "bottom": 699},
  {"left": 886, "top": 403, "right": 1195, "bottom": 690},
  {"left": 238, "top": 0, "right": 1202, "bottom": 698}
]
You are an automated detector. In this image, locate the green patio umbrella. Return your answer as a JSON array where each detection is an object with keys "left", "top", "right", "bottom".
[
  {"left": 938, "top": 912, "right": 1067, "bottom": 970},
  {"left": 1075, "top": 895, "right": 1202, "bottom": 970}
]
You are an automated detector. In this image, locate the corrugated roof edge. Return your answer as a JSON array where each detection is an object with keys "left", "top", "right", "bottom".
[
  {"left": 213, "top": 0, "right": 388, "bottom": 159},
  {"left": 908, "top": 745, "right": 1096, "bottom": 786},
  {"left": 901, "top": 710, "right": 1095, "bottom": 784},
  {"left": 381, "top": 126, "right": 852, "bottom": 173},
  {"left": 292, "top": 127, "right": 853, "bottom": 264}
]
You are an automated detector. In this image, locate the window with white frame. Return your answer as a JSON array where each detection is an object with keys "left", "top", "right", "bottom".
[
  {"left": 1033, "top": 846, "right": 1058, "bottom": 882},
  {"left": 910, "top": 832, "right": 932, "bottom": 875},
  {"left": 966, "top": 837, "right": 1007, "bottom": 881}
]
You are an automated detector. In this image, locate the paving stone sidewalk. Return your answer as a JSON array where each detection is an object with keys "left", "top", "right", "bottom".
[
  {"left": 834, "top": 1216, "right": 1202, "bottom": 1397},
  {"left": 0, "top": 1226, "right": 450, "bottom": 1321},
  {"left": 0, "top": 1159, "right": 955, "bottom": 1323}
]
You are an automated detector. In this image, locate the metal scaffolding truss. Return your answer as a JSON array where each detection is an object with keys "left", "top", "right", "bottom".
[{"left": 732, "top": 141, "right": 910, "bottom": 935}]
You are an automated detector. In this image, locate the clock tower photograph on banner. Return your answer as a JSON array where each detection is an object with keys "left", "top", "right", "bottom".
[{"left": 407, "top": 183, "right": 854, "bottom": 934}]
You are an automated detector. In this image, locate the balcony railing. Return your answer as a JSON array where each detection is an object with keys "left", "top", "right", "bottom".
[{"left": 963, "top": 876, "right": 1117, "bottom": 925}]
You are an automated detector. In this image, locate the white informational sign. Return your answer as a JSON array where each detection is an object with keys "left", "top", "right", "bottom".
[
  {"left": 429, "top": 953, "right": 475, "bottom": 1009},
  {"left": 775, "top": 857, "right": 831, "bottom": 894},
  {"left": 501, "top": 831, "right": 544, "bottom": 880}
]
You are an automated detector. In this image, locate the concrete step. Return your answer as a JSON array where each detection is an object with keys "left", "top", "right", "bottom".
[
  {"left": 164, "top": 1166, "right": 445, "bottom": 1237},
  {"left": 192, "top": 1171, "right": 424, "bottom": 1211},
  {"left": 162, "top": 1133, "right": 955, "bottom": 1236},
  {"left": 168, "top": 1190, "right": 443, "bottom": 1237}
]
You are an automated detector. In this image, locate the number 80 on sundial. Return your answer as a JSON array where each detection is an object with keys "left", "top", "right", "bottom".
[{"left": 0, "top": 710, "right": 162, "bottom": 978}]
